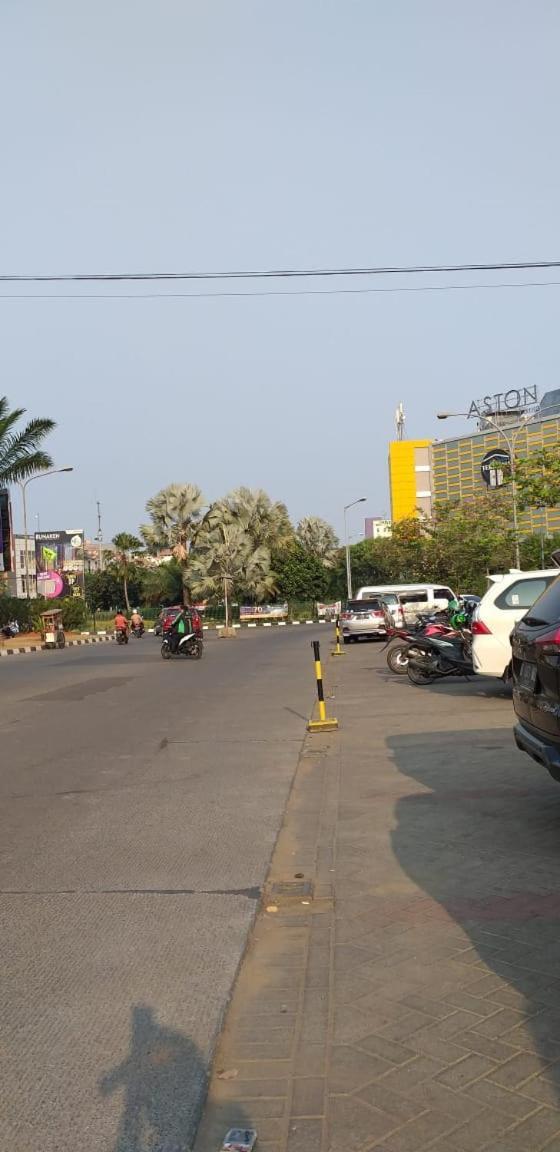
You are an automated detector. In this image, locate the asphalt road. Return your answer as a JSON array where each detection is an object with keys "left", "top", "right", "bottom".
[{"left": 0, "top": 627, "right": 326, "bottom": 1152}]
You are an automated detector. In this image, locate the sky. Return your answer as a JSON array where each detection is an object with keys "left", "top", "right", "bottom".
[{"left": 2, "top": 0, "right": 560, "bottom": 544}]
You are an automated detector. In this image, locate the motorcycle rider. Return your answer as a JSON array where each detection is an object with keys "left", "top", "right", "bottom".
[
  {"left": 130, "top": 607, "right": 144, "bottom": 634},
  {"left": 114, "top": 609, "right": 129, "bottom": 638},
  {"left": 168, "top": 606, "right": 192, "bottom": 654}
]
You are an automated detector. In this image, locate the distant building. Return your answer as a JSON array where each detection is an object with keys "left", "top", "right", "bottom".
[
  {"left": 8, "top": 535, "right": 38, "bottom": 598},
  {"left": 388, "top": 440, "right": 433, "bottom": 521},
  {"left": 365, "top": 517, "right": 392, "bottom": 540}
]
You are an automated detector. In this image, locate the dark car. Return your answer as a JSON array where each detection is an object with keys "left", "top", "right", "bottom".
[{"left": 512, "top": 574, "right": 560, "bottom": 780}]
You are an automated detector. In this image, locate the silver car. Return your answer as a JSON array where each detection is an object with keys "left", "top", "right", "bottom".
[{"left": 341, "top": 598, "right": 388, "bottom": 643}]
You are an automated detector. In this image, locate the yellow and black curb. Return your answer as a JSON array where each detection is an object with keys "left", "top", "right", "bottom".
[{"left": 307, "top": 639, "right": 339, "bottom": 731}]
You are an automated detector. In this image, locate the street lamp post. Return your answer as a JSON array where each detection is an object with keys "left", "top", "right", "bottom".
[
  {"left": 18, "top": 468, "right": 74, "bottom": 598},
  {"left": 344, "top": 497, "right": 366, "bottom": 601},
  {"left": 436, "top": 406, "right": 558, "bottom": 570}
]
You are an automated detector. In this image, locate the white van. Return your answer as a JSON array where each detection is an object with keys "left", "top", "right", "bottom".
[{"left": 355, "top": 583, "right": 457, "bottom": 625}]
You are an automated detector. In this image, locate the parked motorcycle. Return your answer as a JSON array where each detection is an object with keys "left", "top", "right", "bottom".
[
  {"left": 407, "top": 631, "right": 473, "bottom": 685},
  {"left": 161, "top": 631, "right": 203, "bottom": 660},
  {"left": 384, "top": 615, "right": 454, "bottom": 674}
]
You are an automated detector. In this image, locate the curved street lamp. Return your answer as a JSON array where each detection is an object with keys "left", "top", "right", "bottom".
[{"left": 344, "top": 497, "right": 366, "bottom": 600}]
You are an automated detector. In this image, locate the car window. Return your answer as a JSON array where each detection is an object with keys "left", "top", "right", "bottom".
[
  {"left": 521, "top": 574, "right": 560, "bottom": 624},
  {"left": 494, "top": 577, "right": 554, "bottom": 611},
  {"left": 380, "top": 593, "right": 398, "bottom": 605},
  {"left": 348, "top": 599, "right": 381, "bottom": 611},
  {"left": 400, "top": 592, "right": 428, "bottom": 605},
  {"left": 434, "top": 587, "right": 454, "bottom": 600}
]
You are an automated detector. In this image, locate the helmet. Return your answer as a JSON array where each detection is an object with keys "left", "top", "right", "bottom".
[{"left": 447, "top": 599, "right": 460, "bottom": 612}]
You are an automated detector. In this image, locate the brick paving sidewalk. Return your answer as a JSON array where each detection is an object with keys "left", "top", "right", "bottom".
[{"left": 195, "top": 643, "right": 560, "bottom": 1152}]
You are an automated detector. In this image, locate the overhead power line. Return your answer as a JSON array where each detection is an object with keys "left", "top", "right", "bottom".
[
  {"left": 1, "top": 259, "right": 560, "bottom": 284},
  {"left": 1, "top": 279, "right": 560, "bottom": 301}
]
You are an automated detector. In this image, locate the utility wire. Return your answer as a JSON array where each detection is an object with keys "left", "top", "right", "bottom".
[
  {"left": 1, "top": 259, "right": 560, "bottom": 284},
  {"left": 1, "top": 279, "right": 560, "bottom": 300}
]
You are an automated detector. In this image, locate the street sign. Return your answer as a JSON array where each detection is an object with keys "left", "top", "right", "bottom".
[{"left": 480, "top": 449, "right": 510, "bottom": 488}]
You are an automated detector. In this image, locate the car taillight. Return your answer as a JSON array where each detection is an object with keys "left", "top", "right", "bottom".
[
  {"left": 373, "top": 611, "right": 383, "bottom": 618},
  {"left": 472, "top": 619, "right": 492, "bottom": 635},
  {"left": 535, "top": 627, "right": 560, "bottom": 649}
]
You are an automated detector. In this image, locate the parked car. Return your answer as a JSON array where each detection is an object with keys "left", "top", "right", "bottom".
[
  {"left": 471, "top": 569, "right": 559, "bottom": 679},
  {"left": 355, "top": 583, "right": 456, "bottom": 626},
  {"left": 340, "top": 599, "right": 388, "bottom": 643},
  {"left": 512, "top": 573, "right": 560, "bottom": 779}
]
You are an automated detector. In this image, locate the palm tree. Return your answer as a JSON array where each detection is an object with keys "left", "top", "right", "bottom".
[
  {"left": 111, "top": 532, "right": 143, "bottom": 612},
  {"left": 216, "top": 487, "right": 293, "bottom": 551},
  {"left": 0, "top": 396, "right": 55, "bottom": 484},
  {"left": 296, "top": 516, "right": 339, "bottom": 566},
  {"left": 140, "top": 483, "right": 206, "bottom": 602},
  {"left": 190, "top": 521, "right": 274, "bottom": 628}
]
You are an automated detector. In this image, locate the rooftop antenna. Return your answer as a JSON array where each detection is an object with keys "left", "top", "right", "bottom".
[{"left": 395, "top": 401, "right": 405, "bottom": 441}]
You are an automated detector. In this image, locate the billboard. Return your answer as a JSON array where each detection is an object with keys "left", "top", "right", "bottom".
[
  {"left": 480, "top": 449, "right": 510, "bottom": 489},
  {"left": 0, "top": 489, "right": 12, "bottom": 573},
  {"left": 35, "top": 530, "right": 85, "bottom": 599},
  {"left": 239, "top": 603, "right": 288, "bottom": 621}
]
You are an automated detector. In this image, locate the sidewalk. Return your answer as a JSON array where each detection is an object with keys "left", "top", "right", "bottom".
[{"left": 195, "top": 642, "right": 560, "bottom": 1152}]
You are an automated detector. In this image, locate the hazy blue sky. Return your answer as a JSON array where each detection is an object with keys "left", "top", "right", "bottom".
[{"left": 2, "top": 1, "right": 560, "bottom": 542}]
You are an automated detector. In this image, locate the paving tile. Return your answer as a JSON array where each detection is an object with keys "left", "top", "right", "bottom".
[
  {"left": 294, "top": 1044, "right": 326, "bottom": 1077},
  {"left": 328, "top": 1045, "right": 391, "bottom": 1093},
  {"left": 463, "top": 1076, "right": 537, "bottom": 1119},
  {"left": 406, "top": 1079, "right": 483, "bottom": 1123},
  {"left": 450, "top": 1107, "right": 515, "bottom": 1150},
  {"left": 377, "top": 1056, "right": 446, "bottom": 1095},
  {"left": 291, "top": 1078, "right": 325, "bottom": 1118},
  {"left": 453, "top": 1032, "right": 521, "bottom": 1064},
  {"left": 488, "top": 1051, "right": 551, "bottom": 1088},
  {"left": 488, "top": 1106, "right": 560, "bottom": 1152},
  {"left": 356, "top": 1034, "right": 417, "bottom": 1066},
  {"left": 377, "top": 1010, "right": 435, "bottom": 1042},
  {"left": 327, "top": 1095, "right": 397, "bottom": 1152},
  {"left": 355, "top": 1081, "right": 425, "bottom": 1123},
  {"left": 437, "top": 1054, "right": 498, "bottom": 1089},
  {"left": 371, "top": 1108, "right": 461, "bottom": 1151},
  {"left": 470, "top": 1008, "right": 526, "bottom": 1039},
  {"left": 286, "top": 1118, "right": 323, "bottom": 1152}
]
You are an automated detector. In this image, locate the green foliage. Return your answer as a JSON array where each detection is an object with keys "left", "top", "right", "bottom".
[
  {"left": 273, "top": 541, "right": 330, "bottom": 601},
  {"left": 515, "top": 448, "right": 560, "bottom": 511},
  {"left": 427, "top": 497, "right": 515, "bottom": 592},
  {"left": 58, "top": 597, "right": 88, "bottom": 630},
  {"left": 0, "top": 395, "right": 55, "bottom": 483},
  {"left": 296, "top": 517, "right": 338, "bottom": 564}
]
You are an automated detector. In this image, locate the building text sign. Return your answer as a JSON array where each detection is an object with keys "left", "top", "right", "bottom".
[{"left": 468, "top": 386, "right": 538, "bottom": 419}]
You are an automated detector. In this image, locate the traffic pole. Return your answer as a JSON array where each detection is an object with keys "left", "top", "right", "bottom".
[
  {"left": 307, "top": 640, "right": 339, "bottom": 732},
  {"left": 331, "top": 614, "right": 344, "bottom": 656}
]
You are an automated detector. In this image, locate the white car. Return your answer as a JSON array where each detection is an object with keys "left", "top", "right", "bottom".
[{"left": 472, "top": 569, "right": 559, "bottom": 679}]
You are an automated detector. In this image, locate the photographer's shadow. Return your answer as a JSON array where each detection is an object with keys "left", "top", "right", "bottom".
[{"left": 100, "top": 1004, "right": 209, "bottom": 1152}]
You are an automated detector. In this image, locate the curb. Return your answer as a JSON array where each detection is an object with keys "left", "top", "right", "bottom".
[
  {"left": 0, "top": 635, "right": 114, "bottom": 657},
  {"left": 202, "top": 620, "right": 328, "bottom": 631}
]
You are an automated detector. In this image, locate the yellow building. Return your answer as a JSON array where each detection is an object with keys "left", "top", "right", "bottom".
[{"left": 388, "top": 439, "right": 433, "bottom": 521}]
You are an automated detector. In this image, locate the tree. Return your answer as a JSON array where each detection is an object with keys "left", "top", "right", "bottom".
[
  {"left": 190, "top": 521, "right": 274, "bottom": 628},
  {"left": 141, "top": 484, "right": 206, "bottom": 602},
  {"left": 273, "top": 541, "right": 330, "bottom": 601},
  {"left": 110, "top": 532, "right": 143, "bottom": 612},
  {"left": 514, "top": 448, "right": 560, "bottom": 511},
  {"left": 217, "top": 487, "right": 293, "bottom": 551},
  {"left": 0, "top": 395, "right": 55, "bottom": 483},
  {"left": 427, "top": 498, "right": 514, "bottom": 593},
  {"left": 296, "top": 517, "right": 339, "bottom": 565}
]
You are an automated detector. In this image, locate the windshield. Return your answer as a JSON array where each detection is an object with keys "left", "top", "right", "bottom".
[{"left": 348, "top": 600, "right": 381, "bottom": 611}]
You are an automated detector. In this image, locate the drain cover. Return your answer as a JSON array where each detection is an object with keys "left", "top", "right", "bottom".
[{"left": 268, "top": 880, "right": 314, "bottom": 899}]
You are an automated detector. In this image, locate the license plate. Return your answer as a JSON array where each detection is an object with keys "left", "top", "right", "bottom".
[{"left": 519, "top": 661, "right": 537, "bottom": 690}]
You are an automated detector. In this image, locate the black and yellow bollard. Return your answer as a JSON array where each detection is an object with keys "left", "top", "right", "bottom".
[
  {"left": 307, "top": 640, "right": 339, "bottom": 731},
  {"left": 331, "top": 614, "right": 344, "bottom": 657}
]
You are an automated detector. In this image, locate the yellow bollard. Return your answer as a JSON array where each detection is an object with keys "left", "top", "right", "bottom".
[
  {"left": 331, "top": 614, "right": 344, "bottom": 656},
  {"left": 307, "top": 640, "right": 339, "bottom": 732}
]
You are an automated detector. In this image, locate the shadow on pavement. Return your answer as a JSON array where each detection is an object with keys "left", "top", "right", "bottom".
[
  {"left": 389, "top": 728, "right": 560, "bottom": 1105},
  {"left": 100, "top": 1004, "right": 246, "bottom": 1152}
]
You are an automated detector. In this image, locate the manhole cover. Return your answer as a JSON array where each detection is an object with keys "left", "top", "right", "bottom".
[{"left": 268, "top": 880, "right": 314, "bottom": 899}]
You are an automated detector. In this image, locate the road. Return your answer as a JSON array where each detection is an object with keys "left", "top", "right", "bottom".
[{"left": 0, "top": 627, "right": 325, "bottom": 1152}]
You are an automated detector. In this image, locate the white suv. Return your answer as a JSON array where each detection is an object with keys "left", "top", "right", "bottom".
[{"left": 472, "top": 569, "right": 559, "bottom": 679}]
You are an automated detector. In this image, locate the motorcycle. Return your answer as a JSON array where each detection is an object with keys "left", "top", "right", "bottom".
[
  {"left": 406, "top": 631, "right": 473, "bottom": 685},
  {"left": 384, "top": 615, "right": 454, "bottom": 674},
  {"left": 131, "top": 623, "right": 145, "bottom": 638},
  {"left": 161, "top": 631, "right": 203, "bottom": 660},
  {"left": 115, "top": 628, "right": 129, "bottom": 646}
]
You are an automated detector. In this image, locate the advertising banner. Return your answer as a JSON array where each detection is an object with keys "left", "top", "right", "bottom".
[
  {"left": 0, "top": 489, "right": 12, "bottom": 573},
  {"left": 480, "top": 449, "right": 510, "bottom": 489},
  {"left": 239, "top": 603, "right": 288, "bottom": 621},
  {"left": 35, "top": 530, "right": 85, "bottom": 599},
  {"left": 316, "top": 601, "right": 342, "bottom": 620}
]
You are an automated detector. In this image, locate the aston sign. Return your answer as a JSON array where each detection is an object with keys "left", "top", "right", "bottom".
[{"left": 467, "top": 386, "right": 538, "bottom": 419}]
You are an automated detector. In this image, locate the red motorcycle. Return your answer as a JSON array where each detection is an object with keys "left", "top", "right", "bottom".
[{"left": 384, "top": 616, "right": 455, "bottom": 674}]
